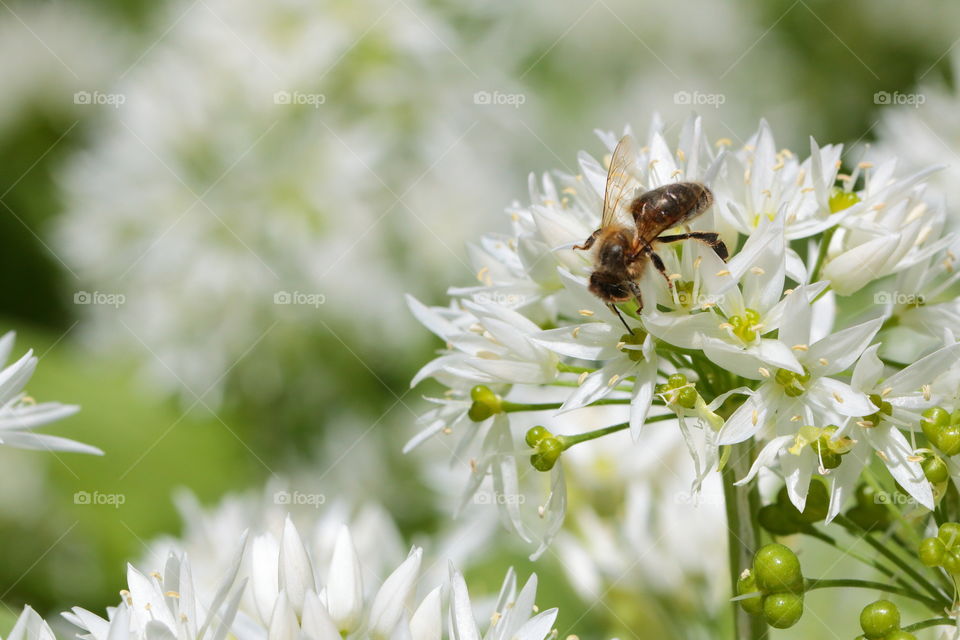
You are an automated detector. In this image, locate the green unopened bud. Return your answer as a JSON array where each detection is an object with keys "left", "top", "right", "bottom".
[
  {"left": 921, "top": 406, "right": 949, "bottom": 441},
  {"left": 938, "top": 522, "right": 960, "bottom": 547},
  {"left": 667, "top": 373, "right": 687, "bottom": 388},
  {"left": 677, "top": 386, "right": 698, "bottom": 409},
  {"left": 919, "top": 536, "right": 946, "bottom": 567},
  {"left": 758, "top": 504, "right": 802, "bottom": 536},
  {"left": 525, "top": 426, "right": 551, "bottom": 448},
  {"left": 938, "top": 425, "right": 960, "bottom": 456},
  {"left": 762, "top": 592, "right": 803, "bottom": 629},
  {"left": 736, "top": 569, "right": 763, "bottom": 616},
  {"left": 530, "top": 437, "right": 562, "bottom": 471},
  {"left": 468, "top": 385, "right": 502, "bottom": 421},
  {"left": 753, "top": 543, "right": 804, "bottom": 594},
  {"left": 922, "top": 455, "right": 949, "bottom": 483},
  {"left": 859, "top": 599, "right": 900, "bottom": 640},
  {"left": 861, "top": 393, "right": 893, "bottom": 428}
]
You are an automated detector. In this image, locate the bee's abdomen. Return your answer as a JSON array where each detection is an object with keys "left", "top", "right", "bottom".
[{"left": 630, "top": 182, "right": 713, "bottom": 226}]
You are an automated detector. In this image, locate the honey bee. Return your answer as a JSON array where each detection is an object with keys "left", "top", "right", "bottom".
[{"left": 574, "top": 135, "right": 728, "bottom": 328}]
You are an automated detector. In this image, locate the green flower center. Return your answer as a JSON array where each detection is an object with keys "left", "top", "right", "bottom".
[
  {"left": 829, "top": 186, "right": 860, "bottom": 213},
  {"left": 728, "top": 308, "right": 761, "bottom": 343},
  {"left": 860, "top": 393, "right": 892, "bottom": 427},
  {"left": 618, "top": 331, "right": 648, "bottom": 362},
  {"left": 775, "top": 367, "right": 810, "bottom": 397}
]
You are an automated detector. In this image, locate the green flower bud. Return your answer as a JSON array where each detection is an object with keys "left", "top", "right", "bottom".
[
  {"left": 918, "top": 536, "right": 946, "bottom": 567},
  {"left": 937, "top": 424, "right": 960, "bottom": 456},
  {"left": 859, "top": 599, "right": 900, "bottom": 640},
  {"left": 530, "top": 437, "right": 562, "bottom": 472},
  {"left": 736, "top": 570, "right": 763, "bottom": 616},
  {"left": 677, "top": 386, "right": 698, "bottom": 409},
  {"left": 753, "top": 543, "right": 804, "bottom": 594},
  {"left": 762, "top": 592, "right": 803, "bottom": 629},
  {"left": 524, "top": 426, "right": 551, "bottom": 448},
  {"left": 938, "top": 522, "right": 960, "bottom": 547},
  {"left": 922, "top": 455, "right": 949, "bottom": 484},
  {"left": 921, "top": 406, "right": 949, "bottom": 441},
  {"left": 468, "top": 385, "right": 502, "bottom": 421},
  {"left": 667, "top": 373, "right": 687, "bottom": 388},
  {"left": 774, "top": 480, "right": 828, "bottom": 524},
  {"left": 758, "top": 504, "right": 802, "bottom": 536},
  {"left": 942, "top": 549, "right": 960, "bottom": 575}
]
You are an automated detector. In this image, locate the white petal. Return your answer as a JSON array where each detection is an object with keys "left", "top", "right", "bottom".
[
  {"left": 279, "top": 516, "right": 315, "bottom": 616},
  {"left": 851, "top": 344, "right": 884, "bottom": 391},
  {"left": 368, "top": 547, "right": 423, "bottom": 639},
  {"left": 409, "top": 587, "right": 442, "bottom": 640},
  {"left": 447, "top": 565, "right": 480, "bottom": 640},
  {"left": 807, "top": 318, "right": 882, "bottom": 377},
  {"left": 807, "top": 378, "right": 876, "bottom": 417},
  {"left": 532, "top": 323, "right": 618, "bottom": 360},
  {"left": 327, "top": 525, "right": 363, "bottom": 633},
  {"left": 718, "top": 392, "right": 769, "bottom": 445},
  {"left": 864, "top": 424, "right": 934, "bottom": 510}
]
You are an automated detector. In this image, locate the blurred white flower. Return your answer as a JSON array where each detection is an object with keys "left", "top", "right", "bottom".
[
  {"left": 0, "top": 331, "right": 100, "bottom": 454},
  {"left": 0, "top": 2, "right": 126, "bottom": 129},
  {"left": 2, "top": 607, "right": 56, "bottom": 640},
  {"left": 64, "top": 539, "right": 247, "bottom": 640},
  {"left": 53, "top": 0, "right": 503, "bottom": 408}
]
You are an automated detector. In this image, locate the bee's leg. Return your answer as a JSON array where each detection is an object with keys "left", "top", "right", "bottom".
[
  {"left": 608, "top": 303, "right": 634, "bottom": 334},
  {"left": 573, "top": 229, "right": 600, "bottom": 251},
  {"left": 656, "top": 232, "right": 728, "bottom": 261},
  {"left": 647, "top": 249, "right": 672, "bottom": 288}
]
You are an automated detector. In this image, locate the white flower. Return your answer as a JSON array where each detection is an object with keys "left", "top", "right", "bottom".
[
  {"left": 0, "top": 332, "right": 100, "bottom": 455},
  {"left": 64, "top": 539, "right": 247, "bottom": 640},
  {"left": 2, "top": 607, "right": 56, "bottom": 640},
  {"left": 447, "top": 565, "right": 557, "bottom": 640},
  {"left": 821, "top": 157, "right": 952, "bottom": 295}
]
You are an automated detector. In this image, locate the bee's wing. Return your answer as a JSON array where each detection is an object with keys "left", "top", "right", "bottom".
[{"left": 600, "top": 134, "right": 640, "bottom": 229}]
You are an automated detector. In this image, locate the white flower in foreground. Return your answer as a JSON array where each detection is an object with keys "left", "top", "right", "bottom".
[
  {"left": 64, "top": 539, "right": 247, "bottom": 640},
  {"left": 0, "top": 332, "right": 100, "bottom": 455},
  {"left": 3, "top": 607, "right": 56, "bottom": 640}
]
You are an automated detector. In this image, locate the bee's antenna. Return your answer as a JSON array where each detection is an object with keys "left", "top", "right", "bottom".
[{"left": 608, "top": 303, "right": 634, "bottom": 335}]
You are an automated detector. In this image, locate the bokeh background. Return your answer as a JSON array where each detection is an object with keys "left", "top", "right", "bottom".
[{"left": 1, "top": 0, "right": 958, "bottom": 637}]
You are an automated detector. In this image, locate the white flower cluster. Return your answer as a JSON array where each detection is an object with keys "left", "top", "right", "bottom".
[
  {"left": 47, "top": 514, "right": 556, "bottom": 640},
  {"left": 408, "top": 114, "right": 960, "bottom": 552}
]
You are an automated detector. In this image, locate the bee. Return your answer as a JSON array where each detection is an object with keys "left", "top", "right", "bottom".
[{"left": 574, "top": 135, "right": 728, "bottom": 329}]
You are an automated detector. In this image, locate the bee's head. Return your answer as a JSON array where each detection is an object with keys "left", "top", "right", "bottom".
[{"left": 588, "top": 271, "right": 630, "bottom": 302}]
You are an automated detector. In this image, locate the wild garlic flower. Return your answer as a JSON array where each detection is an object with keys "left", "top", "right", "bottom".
[
  {"left": 0, "top": 332, "right": 100, "bottom": 455},
  {"left": 409, "top": 113, "right": 959, "bottom": 550}
]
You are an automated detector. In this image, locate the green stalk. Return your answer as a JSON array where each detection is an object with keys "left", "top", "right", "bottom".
[
  {"left": 902, "top": 617, "right": 954, "bottom": 633},
  {"left": 804, "top": 578, "right": 945, "bottom": 611},
  {"left": 722, "top": 441, "right": 768, "bottom": 640},
  {"left": 555, "top": 414, "right": 677, "bottom": 449},
  {"left": 834, "top": 515, "right": 951, "bottom": 604}
]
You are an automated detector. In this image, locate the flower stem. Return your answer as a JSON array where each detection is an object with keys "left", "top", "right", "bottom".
[
  {"left": 722, "top": 441, "right": 767, "bottom": 640},
  {"left": 804, "top": 578, "right": 945, "bottom": 610},
  {"left": 555, "top": 414, "right": 676, "bottom": 449},
  {"left": 902, "top": 617, "right": 954, "bottom": 632},
  {"left": 810, "top": 225, "right": 836, "bottom": 283},
  {"left": 834, "top": 514, "right": 952, "bottom": 604}
]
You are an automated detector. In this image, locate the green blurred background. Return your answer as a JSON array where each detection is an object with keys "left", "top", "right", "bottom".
[{"left": 0, "top": 0, "right": 957, "bottom": 637}]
